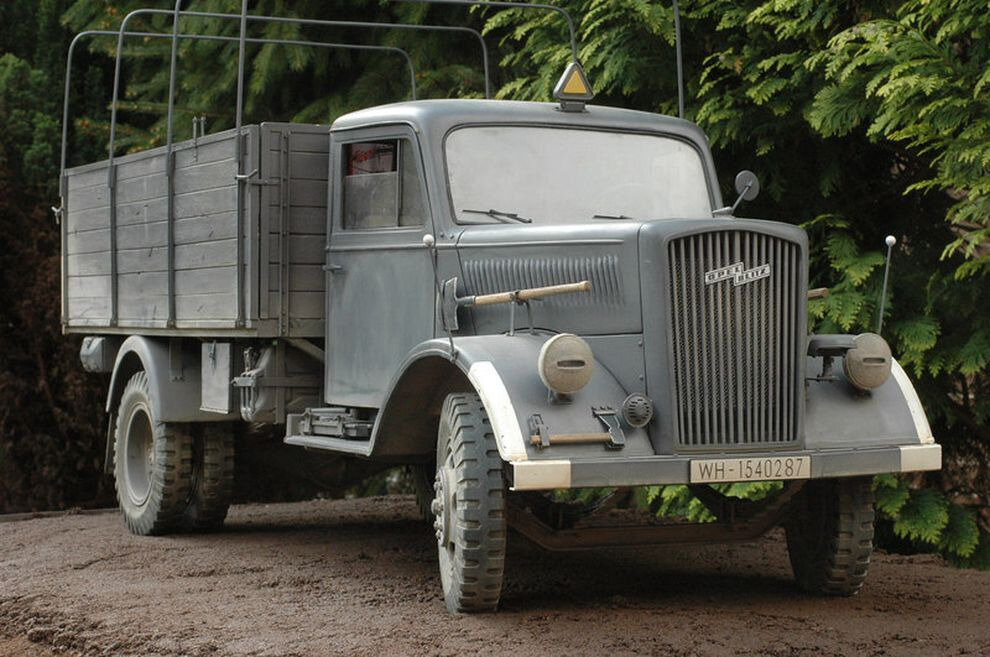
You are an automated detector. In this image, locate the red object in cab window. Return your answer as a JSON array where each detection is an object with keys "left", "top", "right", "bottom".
[{"left": 347, "top": 142, "right": 397, "bottom": 176}]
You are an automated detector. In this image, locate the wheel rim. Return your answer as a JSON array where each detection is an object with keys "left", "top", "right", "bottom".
[
  {"left": 432, "top": 456, "right": 457, "bottom": 590},
  {"left": 123, "top": 405, "right": 154, "bottom": 507}
]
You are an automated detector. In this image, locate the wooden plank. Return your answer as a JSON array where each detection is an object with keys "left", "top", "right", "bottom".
[
  {"left": 268, "top": 235, "right": 324, "bottom": 265},
  {"left": 67, "top": 274, "right": 111, "bottom": 298},
  {"left": 268, "top": 291, "right": 324, "bottom": 319},
  {"left": 118, "top": 271, "right": 167, "bottom": 299},
  {"left": 116, "top": 246, "right": 166, "bottom": 274},
  {"left": 66, "top": 228, "right": 110, "bottom": 256},
  {"left": 267, "top": 264, "right": 324, "bottom": 291},
  {"left": 114, "top": 211, "right": 238, "bottom": 250},
  {"left": 68, "top": 185, "right": 110, "bottom": 212},
  {"left": 66, "top": 168, "right": 108, "bottom": 192},
  {"left": 115, "top": 197, "right": 167, "bottom": 227},
  {"left": 176, "top": 292, "right": 236, "bottom": 320},
  {"left": 290, "top": 206, "right": 327, "bottom": 234},
  {"left": 174, "top": 186, "right": 236, "bottom": 219},
  {"left": 66, "top": 295, "right": 110, "bottom": 320},
  {"left": 173, "top": 136, "right": 237, "bottom": 170},
  {"left": 173, "top": 158, "right": 237, "bottom": 195},
  {"left": 67, "top": 253, "right": 111, "bottom": 276},
  {"left": 118, "top": 294, "right": 167, "bottom": 322},
  {"left": 66, "top": 206, "right": 111, "bottom": 233},
  {"left": 287, "top": 130, "right": 330, "bottom": 154},
  {"left": 266, "top": 151, "right": 329, "bottom": 181},
  {"left": 267, "top": 179, "right": 326, "bottom": 208},
  {"left": 114, "top": 153, "right": 166, "bottom": 184},
  {"left": 175, "top": 238, "right": 238, "bottom": 269},
  {"left": 175, "top": 212, "right": 237, "bottom": 245},
  {"left": 114, "top": 171, "right": 167, "bottom": 205},
  {"left": 175, "top": 266, "right": 235, "bottom": 295}
]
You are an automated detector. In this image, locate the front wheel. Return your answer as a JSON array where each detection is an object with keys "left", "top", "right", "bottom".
[
  {"left": 432, "top": 393, "right": 507, "bottom": 613},
  {"left": 784, "top": 477, "right": 875, "bottom": 596}
]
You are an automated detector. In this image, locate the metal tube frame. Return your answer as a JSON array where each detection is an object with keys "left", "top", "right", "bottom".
[{"left": 63, "top": 28, "right": 418, "bottom": 328}]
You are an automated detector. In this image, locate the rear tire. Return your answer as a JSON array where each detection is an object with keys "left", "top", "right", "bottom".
[
  {"left": 432, "top": 393, "right": 507, "bottom": 613},
  {"left": 410, "top": 462, "right": 435, "bottom": 522},
  {"left": 113, "top": 372, "right": 193, "bottom": 536},
  {"left": 182, "top": 423, "right": 235, "bottom": 532},
  {"left": 785, "top": 477, "right": 875, "bottom": 596}
]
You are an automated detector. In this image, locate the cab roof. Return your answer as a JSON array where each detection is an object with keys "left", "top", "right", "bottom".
[{"left": 330, "top": 99, "right": 709, "bottom": 145}]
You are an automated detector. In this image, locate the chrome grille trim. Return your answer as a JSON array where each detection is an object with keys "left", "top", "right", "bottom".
[{"left": 668, "top": 230, "right": 802, "bottom": 448}]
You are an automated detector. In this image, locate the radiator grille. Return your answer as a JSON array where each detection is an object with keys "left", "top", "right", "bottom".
[{"left": 667, "top": 230, "right": 801, "bottom": 448}]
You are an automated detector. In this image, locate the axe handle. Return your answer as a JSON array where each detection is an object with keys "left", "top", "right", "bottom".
[{"left": 473, "top": 280, "right": 592, "bottom": 307}]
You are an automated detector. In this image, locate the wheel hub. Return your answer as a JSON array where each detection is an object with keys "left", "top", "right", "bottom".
[{"left": 431, "top": 464, "right": 455, "bottom": 548}]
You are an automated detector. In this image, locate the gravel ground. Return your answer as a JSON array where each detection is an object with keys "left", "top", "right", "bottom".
[{"left": 1, "top": 495, "right": 988, "bottom": 657}]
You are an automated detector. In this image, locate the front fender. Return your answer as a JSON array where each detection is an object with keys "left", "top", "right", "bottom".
[
  {"left": 369, "top": 334, "right": 652, "bottom": 467},
  {"left": 805, "top": 356, "right": 935, "bottom": 450}
]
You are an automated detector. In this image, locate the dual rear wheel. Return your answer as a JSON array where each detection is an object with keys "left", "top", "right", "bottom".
[{"left": 114, "top": 372, "right": 235, "bottom": 536}]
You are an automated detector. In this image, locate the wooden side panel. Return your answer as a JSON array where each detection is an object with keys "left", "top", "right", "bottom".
[
  {"left": 260, "top": 123, "right": 330, "bottom": 336},
  {"left": 61, "top": 124, "right": 327, "bottom": 336}
]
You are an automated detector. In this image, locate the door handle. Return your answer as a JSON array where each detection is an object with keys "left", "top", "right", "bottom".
[{"left": 324, "top": 263, "right": 344, "bottom": 273}]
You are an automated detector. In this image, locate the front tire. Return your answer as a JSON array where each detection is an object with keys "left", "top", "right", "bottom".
[
  {"left": 113, "top": 372, "right": 193, "bottom": 536},
  {"left": 432, "top": 393, "right": 507, "bottom": 613},
  {"left": 785, "top": 477, "right": 875, "bottom": 596}
]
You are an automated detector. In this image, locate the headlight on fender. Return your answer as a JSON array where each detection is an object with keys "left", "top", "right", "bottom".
[
  {"left": 843, "top": 332, "right": 892, "bottom": 391},
  {"left": 538, "top": 333, "right": 594, "bottom": 395}
]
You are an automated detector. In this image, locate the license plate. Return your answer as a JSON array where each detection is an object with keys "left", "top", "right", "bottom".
[{"left": 690, "top": 456, "right": 811, "bottom": 483}]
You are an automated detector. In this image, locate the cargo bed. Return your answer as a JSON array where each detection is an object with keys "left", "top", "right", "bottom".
[{"left": 61, "top": 122, "right": 329, "bottom": 337}]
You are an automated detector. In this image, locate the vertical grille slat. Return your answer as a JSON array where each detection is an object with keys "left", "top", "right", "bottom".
[{"left": 667, "top": 230, "right": 801, "bottom": 449}]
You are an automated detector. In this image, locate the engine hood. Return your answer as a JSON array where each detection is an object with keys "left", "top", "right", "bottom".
[{"left": 453, "top": 221, "right": 643, "bottom": 335}]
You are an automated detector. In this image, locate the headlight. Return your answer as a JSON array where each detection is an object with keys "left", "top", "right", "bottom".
[
  {"left": 538, "top": 333, "right": 594, "bottom": 395},
  {"left": 843, "top": 332, "right": 892, "bottom": 391}
]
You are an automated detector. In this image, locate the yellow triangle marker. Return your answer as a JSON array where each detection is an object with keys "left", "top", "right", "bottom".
[
  {"left": 562, "top": 69, "right": 589, "bottom": 95},
  {"left": 553, "top": 61, "right": 594, "bottom": 111}
]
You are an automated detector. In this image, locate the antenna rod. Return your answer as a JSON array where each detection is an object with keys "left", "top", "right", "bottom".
[
  {"left": 672, "top": 0, "right": 684, "bottom": 119},
  {"left": 877, "top": 235, "right": 896, "bottom": 334}
]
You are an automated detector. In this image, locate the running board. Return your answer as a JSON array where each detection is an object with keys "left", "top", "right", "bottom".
[
  {"left": 284, "top": 408, "right": 374, "bottom": 456},
  {"left": 283, "top": 433, "right": 372, "bottom": 456}
]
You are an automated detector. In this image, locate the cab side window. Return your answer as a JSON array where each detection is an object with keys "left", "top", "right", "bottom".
[{"left": 342, "top": 138, "right": 426, "bottom": 229}]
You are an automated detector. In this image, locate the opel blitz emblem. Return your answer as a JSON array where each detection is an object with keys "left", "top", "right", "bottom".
[{"left": 704, "top": 261, "right": 771, "bottom": 286}]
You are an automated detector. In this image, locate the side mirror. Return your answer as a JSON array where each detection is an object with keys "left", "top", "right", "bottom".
[
  {"left": 714, "top": 169, "right": 761, "bottom": 216},
  {"left": 734, "top": 170, "right": 760, "bottom": 202}
]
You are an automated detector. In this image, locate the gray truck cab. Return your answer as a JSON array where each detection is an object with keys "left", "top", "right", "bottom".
[{"left": 60, "top": 7, "right": 939, "bottom": 615}]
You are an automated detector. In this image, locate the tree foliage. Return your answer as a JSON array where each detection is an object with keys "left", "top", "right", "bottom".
[
  {"left": 0, "top": 1, "right": 987, "bottom": 567},
  {"left": 491, "top": 0, "right": 989, "bottom": 567}
]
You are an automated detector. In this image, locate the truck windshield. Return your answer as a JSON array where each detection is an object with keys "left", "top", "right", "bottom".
[{"left": 445, "top": 126, "right": 712, "bottom": 224}]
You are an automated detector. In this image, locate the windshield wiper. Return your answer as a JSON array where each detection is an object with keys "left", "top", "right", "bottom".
[
  {"left": 461, "top": 208, "right": 532, "bottom": 224},
  {"left": 593, "top": 213, "right": 638, "bottom": 220}
]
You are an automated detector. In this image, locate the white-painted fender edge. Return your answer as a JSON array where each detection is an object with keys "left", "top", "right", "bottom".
[
  {"left": 890, "top": 359, "right": 935, "bottom": 444},
  {"left": 467, "top": 361, "right": 528, "bottom": 462}
]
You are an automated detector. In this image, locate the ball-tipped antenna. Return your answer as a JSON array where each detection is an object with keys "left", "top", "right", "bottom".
[{"left": 877, "top": 235, "right": 896, "bottom": 334}]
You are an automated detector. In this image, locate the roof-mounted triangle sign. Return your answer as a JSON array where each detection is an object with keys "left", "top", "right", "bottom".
[{"left": 553, "top": 61, "right": 594, "bottom": 112}]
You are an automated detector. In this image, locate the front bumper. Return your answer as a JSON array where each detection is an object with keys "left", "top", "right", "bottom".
[{"left": 510, "top": 443, "right": 941, "bottom": 491}]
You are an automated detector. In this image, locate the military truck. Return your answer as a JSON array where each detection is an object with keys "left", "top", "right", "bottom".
[{"left": 58, "top": 2, "right": 940, "bottom": 613}]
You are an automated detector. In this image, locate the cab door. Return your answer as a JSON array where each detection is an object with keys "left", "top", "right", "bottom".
[{"left": 325, "top": 126, "right": 435, "bottom": 408}]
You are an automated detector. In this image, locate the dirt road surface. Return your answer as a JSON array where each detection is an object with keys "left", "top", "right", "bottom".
[{"left": 1, "top": 496, "right": 988, "bottom": 657}]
